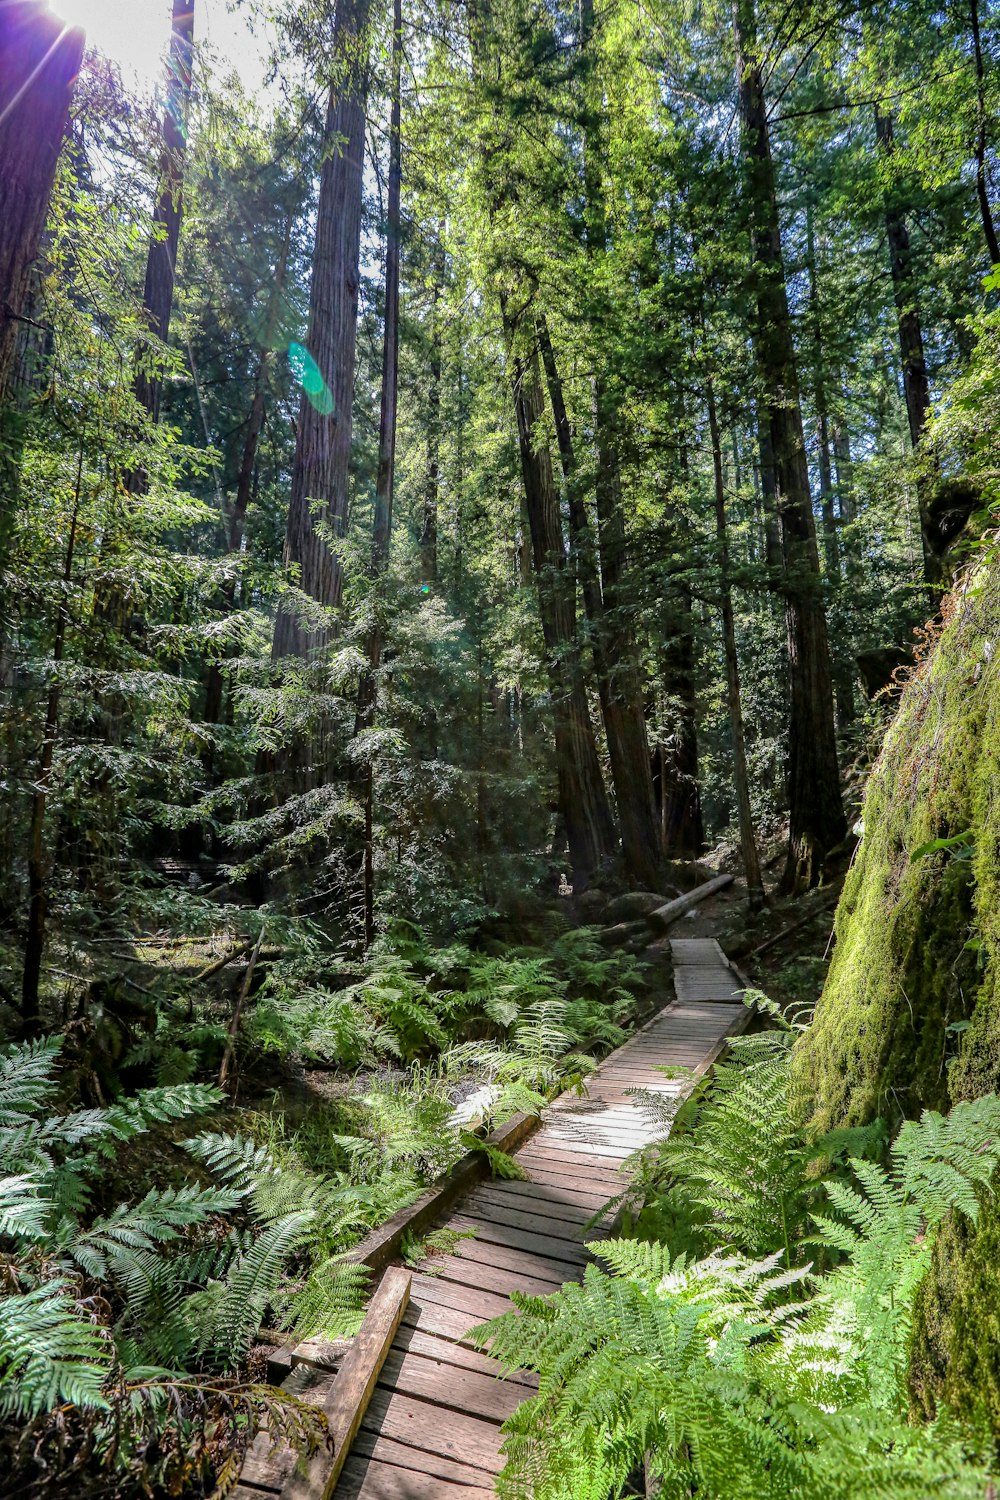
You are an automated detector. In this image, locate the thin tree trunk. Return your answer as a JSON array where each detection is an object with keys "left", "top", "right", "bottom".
[
  {"left": 22, "top": 436, "right": 84, "bottom": 1025},
  {"left": 574, "top": 0, "right": 662, "bottom": 887},
  {"left": 359, "top": 0, "right": 401, "bottom": 949},
  {"left": 133, "top": 0, "right": 194, "bottom": 425},
  {"left": 537, "top": 314, "right": 661, "bottom": 887},
  {"left": 0, "top": 3, "right": 83, "bottom": 570},
  {"left": 707, "top": 380, "right": 765, "bottom": 910},
  {"left": 506, "top": 308, "right": 616, "bottom": 889},
  {"left": 421, "top": 234, "right": 443, "bottom": 584},
  {"left": 873, "top": 107, "right": 939, "bottom": 588},
  {"left": 733, "top": 0, "right": 845, "bottom": 892},
  {"left": 203, "top": 215, "right": 293, "bottom": 731},
  {"left": 970, "top": 0, "right": 1000, "bottom": 266},
  {"left": 273, "top": 0, "right": 371, "bottom": 659}
]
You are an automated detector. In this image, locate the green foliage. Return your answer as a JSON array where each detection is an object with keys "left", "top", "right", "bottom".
[
  {"left": 474, "top": 1038, "right": 1000, "bottom": 1498},
  {"left": 0, "top": 1037, "right": 339, "bottom": 1489}
]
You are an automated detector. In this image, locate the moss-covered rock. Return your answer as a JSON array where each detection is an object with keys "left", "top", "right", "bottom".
[
  {"left": 910, "top": 1195, "right": 1000, "bottom": 1434},
  {"left": 791, "top": 558, "right": 1000, "bottom": 1432},
  {"left": 792, "top": 564, "right": 1000, "bottom": 1132}
]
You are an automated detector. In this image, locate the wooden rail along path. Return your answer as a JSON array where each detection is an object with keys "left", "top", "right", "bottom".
[{"left": 233, "top": 937, "right": 750, "bottom": 1500}]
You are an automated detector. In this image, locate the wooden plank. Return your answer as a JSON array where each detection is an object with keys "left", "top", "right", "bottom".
[
  {"left": 351, "top": 1429, "right": 514, "bottom": 1486},
  {"left": 408, "top": 1274, "right": 512, "bottom": 1322},
  {"left": 378, "top": 1347, "right": 524, "bottom": 1422},
  {"left": 336, "top": 1454, "right": 496, "bottom": 1499},
  {"left": 448, "top": 1216, "right": 591, "bottom": 1265},
  {"left": 466, "top": 1183, "right": 599, "bottom": 1222},
  {"left": 282, "top": 1266, "right": 411, "bottom": 1500},
  {"left": 394, "top": 1324, "right": 537, "bottom": 1390},
  {"left": 359, "top": 1389, "right": 505, "bottom": 1474},
  {"left": 429, "top": 1249, "right": 569, "bottom": 1300},
  {"left": 451, "top": 1198, "right": 590, "bottom": 1241},
  {"left": 241, "top": 1365, "right": 335, "bottom": 1491},
  {"left": 442, "top": 1230, "right": 574, "bottom": 1283},
  {"left": 349, "top": 1112, "right": 540, "bottom": 1275},
  {"left": 400, "top": 1296, "right": 487, "bottom": 1346}
]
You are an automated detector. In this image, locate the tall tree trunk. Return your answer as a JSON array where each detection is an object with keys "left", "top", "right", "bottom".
[
  {"left": 506, "top": 308, "right": 616, "bottom": 889},
  {"left": 421, "top": 235, "right": 443, "bottom": 584},
  {"left": 273, "top": 0, "right": 371, "bottom": 659},
  {"left": 359, "top": 0, "right": 401, "bottom": 948},
  {"left": 22, "top": 437, "right": 83, "bottom": 1026},
  {"left": 832, "top": 410, "right": 855, "bottom": 524},
  {"left": 203, "top": 215, "right": 293, "bottom": 733},
  {"left": 806, "top": 211, "right": 853, "bottom": 729},
  {"left": 133, "top": 0, "right": 194, "bottom": 425},
  {"left": 733, "top": 0, "right": 845, "bottom": 892},
  {"left": 707, "top": 379, "right": 765, "bottom": 910},
  {"left": 659, "top": 578, "right": 704, "bottom": 859},
  {"left": 557, "top": 0, "right": 663, "bottom": 886},
  {"left": 970, "top": 0, "right": 1000, "bottom": 266},
  {"left": 537, "top": 314, "right": 661, "bottom": 887},
  {"left": 0, "top": 3, "right": 83, "bottom": 571},
  {"left": 873, "top": 107, "right": 939, "bottom": 588}
]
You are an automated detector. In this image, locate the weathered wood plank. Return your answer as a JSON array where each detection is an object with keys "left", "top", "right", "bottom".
[
  {"left": 349, "top": 1112, "right": 540, "bottom": 1275},
  {"left": 394, "top": 1324, "right": 537, "bottom": 1389},
  {"left": 282, "top": 1267, "right": 411, "bottom": 1500},
  {"left": 377, "top": 1348, "right": 523, "bottom": 1422},
  {"left": 336, "top": 1454, "right": 496, "bottom": 1499},
  {"left": 350, "top": 1429, "right": 514, "bottom": 1484},
  {"left": 359, "top": 1389, "right": 505, "bottom": 1474}
]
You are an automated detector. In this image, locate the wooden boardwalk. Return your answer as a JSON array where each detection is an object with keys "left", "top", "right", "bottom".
[
  {"left": 333, "top": 938, "right": 746, "bottom": 1498},
  {"left": 236, "top": 938, "right": 748, "bottom": 1500}
]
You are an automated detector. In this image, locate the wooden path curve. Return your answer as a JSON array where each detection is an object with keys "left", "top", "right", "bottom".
[{"left": 236, "top": 938, "right": 748, "bottom": 1500}]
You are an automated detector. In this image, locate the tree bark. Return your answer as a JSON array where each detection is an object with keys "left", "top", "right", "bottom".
[
  {"left": 421, "top": 235, "right": 443, "bottom": 584},
  {"left": 505, "top": 309, "right": 616, "bottom": 889},
  {"left": 360, "top": 0, "right": 401, "bottom": 949},
  {"left": 133, "top": 0, "right": 194, "bottom": 425},
  {"left": 873, "top": 107, "right": 939, "bottom": 588},
  {"left": 970, "top": 0, "right": 1000, "bottom": 266},
  {"left": 733, "top": 0, "right": 845, "bottom": 892},
  {"left": 203, "top": 215, "right": 294, "bottom": 732},
  {"left": 707, "top": 380, "right": 765, "bottom": 910},
  {"left": 22, "top": 437, "right": 84, "bottom": 1025},
  {"left": 273, "top": 0, "right": 371, "bottom": 659},
  {"left": 0, "top": 3, "right": 83, "bottom": 566},
  {"left": 537, "top": 314, "right": 662, "bottom": 887}
]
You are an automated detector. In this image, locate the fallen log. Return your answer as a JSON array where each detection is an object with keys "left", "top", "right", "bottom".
[{"left": 645, "top": 873, "right": 735, "bottom": 932}]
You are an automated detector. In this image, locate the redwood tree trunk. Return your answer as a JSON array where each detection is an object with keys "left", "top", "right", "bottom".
[
  {"left": 421, "top": 236, "right": 443, "bottom": 585},
  {"left": 134, "top": 0, "right": 194, "bottom": 425},
  {"left": 873, "top": 107, "right": 938, "bottom": 588},
  {"left": 970, "top": 0, "right": 1000, "bottom": 266},
  {"left": 537, "top": 314, "right": 661, "bottom": 887},
  {"left": 360, "top": 0, "right": 401, "bottom": 948},
  {"left": 273, "top": 0, "right": 371, "bottom": 659},
  {"left": 573, "top": 0, "right": 662, "bottom": 887},
  {"left": 733, "top": 0, "right": 845, "bottom": 892},
  {"left": 203, "top": 217, "right": 293, "bottom": 733},
  {"left": 707, "top": 379, "right": 765, "bottom": 909},
  {"left": 506, "top": 313, "right": 616, "bottom": 888},
  {"left": 0, "top": 3, "right": 83, "bottom": 564}
]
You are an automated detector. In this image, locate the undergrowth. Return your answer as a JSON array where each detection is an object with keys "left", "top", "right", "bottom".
[{"left": 474, "top": 997, "right": 1000, "bottom": 1499}]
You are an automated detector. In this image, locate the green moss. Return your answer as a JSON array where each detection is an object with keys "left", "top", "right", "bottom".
[
  {"left": 791, "top": 560, "right": 1000, "bottom": 1434},
  {"left": 909, "top": 1197, "right": 1000, "bottom": 1435},
  {"left": 792, "top": 566, "right": 1000, "bottom": 1132}
]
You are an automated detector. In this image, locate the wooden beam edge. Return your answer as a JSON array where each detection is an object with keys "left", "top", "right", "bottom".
[{"left": 281, "top": 1266, "right": 412, "bottom": 1500}]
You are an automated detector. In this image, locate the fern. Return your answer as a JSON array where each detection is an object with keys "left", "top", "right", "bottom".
[
  {"left": 0, "top": 1278, "right": 112, "bottom": 1418},
  {"left": 475, "top": 1039, "right": 1000, "bottom": 1498}
]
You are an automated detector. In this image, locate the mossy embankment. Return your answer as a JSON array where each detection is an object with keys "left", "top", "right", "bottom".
[{"left": 792, "top": 555, "right": 1000, "bottom": 1432}]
